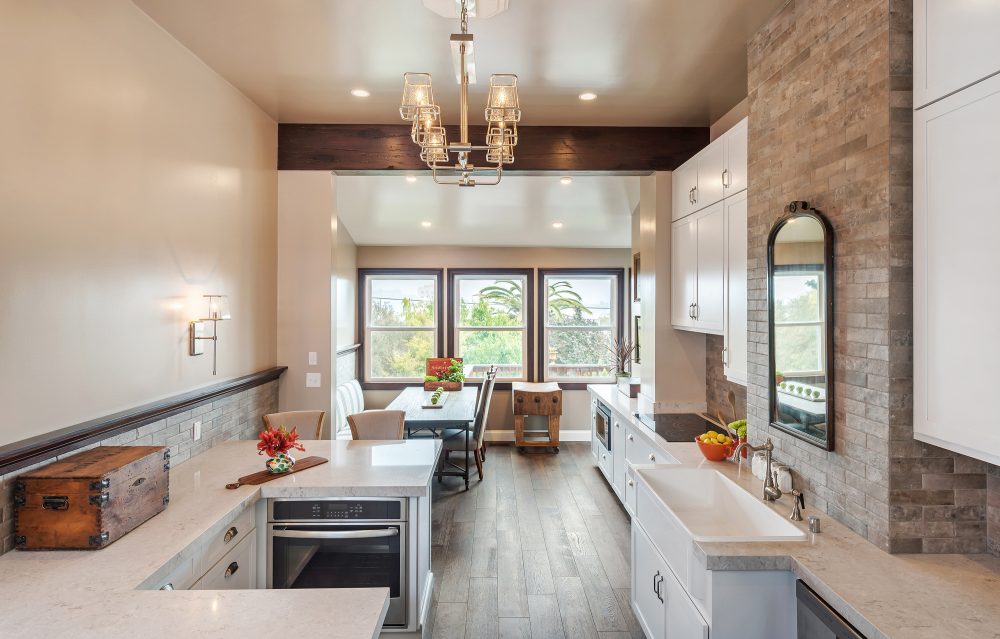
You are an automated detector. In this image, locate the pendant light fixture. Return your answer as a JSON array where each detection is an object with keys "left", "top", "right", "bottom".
[{"left": 400, "top": 0, "right": 520, "bottom": 187}]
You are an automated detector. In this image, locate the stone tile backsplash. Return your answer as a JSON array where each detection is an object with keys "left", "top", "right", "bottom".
[{"left": 0, "top": 380, "right": 278, "bottom": 556}]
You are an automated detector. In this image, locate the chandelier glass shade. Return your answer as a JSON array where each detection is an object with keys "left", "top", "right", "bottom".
[{"left": 400, "top": 0, "right": 520, "bottom": 186}]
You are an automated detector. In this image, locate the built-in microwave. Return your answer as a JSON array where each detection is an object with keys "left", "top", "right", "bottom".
[{"left": 594, "top": 401, "right": 612, "bottom": 451}]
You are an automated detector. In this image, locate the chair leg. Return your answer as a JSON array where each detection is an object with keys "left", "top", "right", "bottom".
[
  {"left": 475, "top": 449, "right": 484, "bottom": 480},
  {"left": 481, "top": 440, "right": 487, "bottom": 461}
]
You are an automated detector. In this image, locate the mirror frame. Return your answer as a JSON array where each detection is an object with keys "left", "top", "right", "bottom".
[{"left": 767, "top": 201, "right": 835, "bottom": 451}]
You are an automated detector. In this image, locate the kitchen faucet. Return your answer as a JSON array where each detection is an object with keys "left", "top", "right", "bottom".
[{"left": 732, "top": 437, "right": 783, "bottom": 502}]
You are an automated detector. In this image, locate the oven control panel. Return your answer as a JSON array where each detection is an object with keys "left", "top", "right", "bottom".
[{"left": 270, "top": 499, "right": 404, "bottom": 522}]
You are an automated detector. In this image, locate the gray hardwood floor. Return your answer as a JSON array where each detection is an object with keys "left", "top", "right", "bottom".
[{"left": 426, "top": 442, "right": 645, "bottom": 639}]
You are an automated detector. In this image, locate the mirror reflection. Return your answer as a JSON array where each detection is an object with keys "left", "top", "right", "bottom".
[{"left": 770, "top": 213, "right": 832, "bottom": 449}]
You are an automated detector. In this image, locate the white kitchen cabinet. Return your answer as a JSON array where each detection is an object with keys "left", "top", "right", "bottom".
[
  {"left": 632, "top": 523, "right": 668, "bottom": 639},
  {"left": 612, "top": 415, "right": 627, "bottom": 498},
  {"left": 914, "top": 0, "right": 1000, "bottom": 109},
  {"left": 672, "top": 203, "right": 725, "bottom": 334},
  {"left": 671, "top": 160, "right": 699, "bottom": 221},
  {"left": 664, "top": 558, "right": 710, "bottom": 639},
  {"left": 696, "top": 136, "right": 726, "bottom": 210},
  {"left": 597, "top": 443, "right": 612, "bottom": 482},
  {"left": 671, "top": 214, "right": 698, "bottom": 328},
  {"left": 723, "top": 190, "right": 748, "bottom": 385},
  {"left": 914, "top": 71, "right": 1000, "bottom": 465},
  {"left": 591, "top": 398, "right": 599, "bottom": 462},
  {"left": 191, "top": 532, "right": 256, "bottom": 590},
  {"left": 723, "top": 117, "right": 748, "bottom": 197}
]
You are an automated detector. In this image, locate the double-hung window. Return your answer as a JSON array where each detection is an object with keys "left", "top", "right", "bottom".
[
  {"left": 450, "top": 270, "right": 532, "bottom": 380},
  {"left": 773, "top": 270, "right": 826, "bottom": 376},
  {"left": 539, "top": 269, "right": 623, "bottom": 382},
  {"left": 361, "top": 269, "right": 442, "bottom": 382}
]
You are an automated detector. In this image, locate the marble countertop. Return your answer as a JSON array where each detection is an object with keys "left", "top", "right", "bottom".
[
  {"left": 589, "top": 385, "right": 1000, "bottom": 639},
  {"left": 0, "top": 439, "right": 441, "bottom": 639}
]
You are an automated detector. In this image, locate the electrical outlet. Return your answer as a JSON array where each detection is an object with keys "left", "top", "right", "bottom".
[
  {"left": 306, "top": 372, "right": 321, "bottom": 388},
  {"left": 192, "top": 420, "right": 202, "bottom": 441},
  {"left": 308, "top": 351, "right": 318, "bottom": 366}
]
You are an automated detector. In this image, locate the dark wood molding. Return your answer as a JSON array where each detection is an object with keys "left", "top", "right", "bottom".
[
  {"left": 537, "top": 268, "right": 627, "bottom": 384},
  {"left": 357, "top": 268, "right": 446, "bottom": 383},
  {"left": 336, "top": 343, "right": 361, "bottom": 356},
  {"left": 0, "top": 367, "right": 288, "bottom": 475},
  {"left": 446, "top": 268, "right": 535, "bottom": 383},
  {"left": 278, "top": 124, "right": 708, "bottom": 172}
]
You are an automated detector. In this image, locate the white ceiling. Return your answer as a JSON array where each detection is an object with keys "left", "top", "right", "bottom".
[
  {"left": 337, "top": 175, "right": 638, "bottom": 247},
  {"left": 133, "top": 0, "right": 785, "bottom": 126}
]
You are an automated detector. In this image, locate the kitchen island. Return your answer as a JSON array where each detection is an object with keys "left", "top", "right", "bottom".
[{"left": 0, "top": 439, "right": 441, "bottom": 639}]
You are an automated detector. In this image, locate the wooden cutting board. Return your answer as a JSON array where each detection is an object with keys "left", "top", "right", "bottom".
[{"left": 225, "top": 456, "right": 328, "bottom": 489}]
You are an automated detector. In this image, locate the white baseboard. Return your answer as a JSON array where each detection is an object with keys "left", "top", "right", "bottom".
[{"left": 484, "top": 430, "right": 590, "bottom": 442}]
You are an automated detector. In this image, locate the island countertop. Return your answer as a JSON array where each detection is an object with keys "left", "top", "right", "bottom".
[
  {"left": 589, "top": 384, "right": 1000, "bottom": 639},
  {"left": 0, "top": 439, "right": 441, "bottom": 639}
]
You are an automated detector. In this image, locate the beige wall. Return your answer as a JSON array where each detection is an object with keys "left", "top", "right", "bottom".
[
  {"left": 0, "top": 0, "right": 278, "bottom": 448},
  {"left": 336, "top": 225, "right": 358, "bottom": 349},
  {"left": 277, "top": 172, "right": 337, "bottom": 428},
  {"left": 357, "top": 245, "right": 631, "bottom": 432}
]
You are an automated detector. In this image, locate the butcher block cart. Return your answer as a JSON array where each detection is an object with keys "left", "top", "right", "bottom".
[{"left": 512, "top": 382, "right": 561, "bottom": 453}]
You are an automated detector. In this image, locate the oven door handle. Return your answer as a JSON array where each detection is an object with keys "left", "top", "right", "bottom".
[
  {"left": 271, "top": 528, "right": 400, "bottom": 539},
  {"left": 271, "top": 528, "right": 399, "bottom": 539}
]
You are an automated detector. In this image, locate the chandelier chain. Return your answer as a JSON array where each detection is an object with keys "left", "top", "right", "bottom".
[{"left": 460, "top": 0, "right": 469, "bottom": 34}]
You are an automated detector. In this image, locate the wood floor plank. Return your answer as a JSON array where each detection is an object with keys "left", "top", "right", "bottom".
[
  {"left": 497, "top": 528, "right": 529, "bottom": 617},
  {"left": 467, "top": 577, "right": 499, "bottom": 639},
  {"left": 432, "top": 602, "right": 468, "bottom": 639},
  {"left": 613, "top": 588, "right": 644, "bottom": 639},
  {"left": 527, "top": 594, "right": 566, "bottom": 639},
  {"left": 438, "top": 521, "right": 475, "bottom": 603},
  {"left": 553, "top": 576, "right": 601, "bottom": 639},
  {"left": 498, "top": 617, "right": 532, "bottom": 639},
  {"left": 522, "top": 549, "right": 555, "bottom": 595},
  {"left": 597, "top": 633, "right": 633, "bottom": 639},
  {"left": 471, "top": 532, "right": 499, "bottom": 578},
  {"left": 574, "top": 553, "right": 628, "bottom": 632},
  {"left": 581, "top": 513, "right": 631, "bottom": 589}
]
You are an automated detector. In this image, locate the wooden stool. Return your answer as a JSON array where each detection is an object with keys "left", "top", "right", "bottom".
[{"left": 512, "top": 382, "right": 562, "bottom": 453}]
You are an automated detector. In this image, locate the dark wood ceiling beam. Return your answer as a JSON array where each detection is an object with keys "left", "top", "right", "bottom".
[{"left": 278, "top": 123, "right": 708, "bottom": 172}]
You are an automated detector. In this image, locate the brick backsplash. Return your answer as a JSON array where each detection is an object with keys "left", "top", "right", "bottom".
[
  {"left": 738, "top": 0, "right": 990, "bottom": 554},
  {"left": 0, "top": 380, "right": 278, "bottom": 556},
  {"left": 705, "top": 334, "right": 747, "bottom": 426}
]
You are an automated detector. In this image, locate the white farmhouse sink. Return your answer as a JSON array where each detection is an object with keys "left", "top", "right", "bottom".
[{"left": 636, "top": 467, "right": 807, "bottom": 542}]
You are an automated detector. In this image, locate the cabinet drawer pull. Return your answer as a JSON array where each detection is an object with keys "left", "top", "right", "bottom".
[
  {"left": 627, "top": 479, "right": 634, "bottom": 487},
  {"left": 655, "top": 574, "right": 665, "bottom": 602},
  {"left": 722, "top": 168, "right": 729, "bottom": 188},
  {"left": 160, "top": 583, "right": 174, "bottom": 591},
  {"left": 649, "top": 454, "right": 656, "bottom": 462},
  {"left": 223, "top": 526, "right": 238, "bottom": 544},
  {"left": 627, "top": 434, "right": 634, "bottom": 441},
  {"left": 615, "top": 422, "right": 620, "bottom": 429},
  {"left": 224, "top": 561, "right": 239, "bottom": 579}
]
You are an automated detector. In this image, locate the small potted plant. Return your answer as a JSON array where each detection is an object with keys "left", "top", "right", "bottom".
[
  {"left": 608, "top": 337, "right": 638, "bottom": 397},
  {"left": 257, "top": 425, "right": 305, "bottom": 474},
  {"left": 775, "top": 370, "right": 785, "bottom": 385},
  {"left": 423, "top": 358, "right": 465, "bottom": 391}
]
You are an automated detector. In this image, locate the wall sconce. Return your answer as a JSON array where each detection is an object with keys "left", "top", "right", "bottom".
[{"left": 189, "top": 294, "right": 231, "bottom": 375}]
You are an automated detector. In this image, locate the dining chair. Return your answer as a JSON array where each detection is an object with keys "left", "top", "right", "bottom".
[
  {"left": 262, "top": 410, "right": 327, "bottom": 440},
  {"left": 439, "top": 368, "right": 496, "bottom": 481},
  {"left": 347, "top": 410, "right": 406, "bottom": 440}
]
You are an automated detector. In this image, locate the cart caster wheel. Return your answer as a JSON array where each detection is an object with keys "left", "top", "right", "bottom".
[
  {"left": 554, "top": 447, "right": 560, "bottom": 454},
  {"left": 518, "top": 447, "right": 525, "bottom": 453}
]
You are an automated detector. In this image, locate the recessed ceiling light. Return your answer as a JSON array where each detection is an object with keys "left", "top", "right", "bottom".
[
  {"left": 552, "top": 221, "right": 564, "bottom": 229},
  {"left": 406, "top": 175, "right": 418, "bottom": 183},
  {"left": 578, "top": 92, "right": 597, "bottom": 101},
  {"left": 560, "top": 176, "right": 573, "bottom": 185},
  {"left": 350, "top": 88, "right": 371, "bottom": 98},
  {"left": 421, "top": 220, "right": 432, "bottom": 228}
]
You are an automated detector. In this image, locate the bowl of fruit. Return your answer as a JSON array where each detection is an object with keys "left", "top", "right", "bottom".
[{"left": 696, "top": 430, "right": 736, "bottom": 462}]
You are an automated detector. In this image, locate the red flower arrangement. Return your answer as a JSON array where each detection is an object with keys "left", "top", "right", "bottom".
[{"left": 257, "top": 425, "right": 306, "bottom": 458}]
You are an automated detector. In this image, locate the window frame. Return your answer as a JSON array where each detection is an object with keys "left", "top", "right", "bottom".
[
  {"left": 772, "top": 267, "right": 827, "bottom": 378},
  {"left": 447, "top": 268, "right": 535, "bottom": 383},
  {"left": 537, "top": 268, "right": 625, "bottom": 388},
  {"left": 358, "top": 268, "right": 444, "bottom": 387}
]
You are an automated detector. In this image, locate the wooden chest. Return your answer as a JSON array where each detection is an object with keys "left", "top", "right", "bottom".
[{"left": 13, "top": 446, "right": 170, "bottom": 550}]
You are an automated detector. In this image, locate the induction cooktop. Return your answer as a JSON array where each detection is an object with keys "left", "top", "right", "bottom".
[{"left": 634, "top": 412, "right": 719, "bottom": 442}]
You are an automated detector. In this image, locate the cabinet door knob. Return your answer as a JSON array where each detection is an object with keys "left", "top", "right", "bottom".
[
  {"left": 649, "top": 454, "right": 656, "bottom": 462},
  {"left": 223, "top": 526, "right": 238, "bottom": 544},
  {"left": 159, "top": 583, "right": 174, "bottom": 591},
  {"left": 627, "top": 479, "right": 634, "bottom": 487},
  {"left": 627, "top": 434, "right": 634, "bottom": 441},
  {"left": 615, "top": 423, "right": 620, "bottom": 429},
  {"left": 224, "top": 561, "right": 239, "bottom": 579}
]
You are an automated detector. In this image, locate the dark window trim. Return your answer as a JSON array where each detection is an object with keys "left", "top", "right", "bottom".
[
  {"left": 537, "top": 268, "right": 626, "bottom": 385},
  {"left": 446, "top": 268, "right": 535, "bottom": 382},
  {"left": 357, "top": 268, "right": 445, "bottom": 383}
]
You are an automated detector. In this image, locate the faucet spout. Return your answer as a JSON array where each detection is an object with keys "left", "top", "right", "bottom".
[{"left": 731, "top": 437, "right": 782, "bottom": 502}]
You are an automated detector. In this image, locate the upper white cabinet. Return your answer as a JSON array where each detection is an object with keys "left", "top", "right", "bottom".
[
  {"left": 914, "top": 72, "right": 1000, "bottom": 465},
  {"left": 671, "top": 203, "right": 724, "bottom": 334},
  {"left": 671, "top": 117, "right": 748, "bottom": 221},
  {"left": 914, "top": 0, "right": 1000, "bottom": 108},
  {"left": 723, "top": 190, "right": 748, "bottom": 385}
]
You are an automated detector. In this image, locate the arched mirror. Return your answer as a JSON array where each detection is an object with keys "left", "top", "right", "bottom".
[{"left": 768, "top": 201, "right": 834, "bottom": 450}]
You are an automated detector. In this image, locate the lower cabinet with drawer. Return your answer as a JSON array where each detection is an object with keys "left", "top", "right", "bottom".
[
  {"left": 191, "top": 532, "right": 256, "bottom": 590},
  {"left": 632, "top": 522, "right": 708, "bottom": 639}
]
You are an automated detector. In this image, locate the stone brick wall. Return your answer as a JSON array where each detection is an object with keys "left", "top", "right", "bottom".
[
  {"left": 745, "top": 0, "right": 989, "bottom": 554},
  {"left": 705, "top": 334, "right": 748, "bottom": 425},
  {"left": 0, "top": 380, "right": 278, "bottom": 555},
  {"left": 990, "top": 465, "right": 1000, "bottom": 556}
]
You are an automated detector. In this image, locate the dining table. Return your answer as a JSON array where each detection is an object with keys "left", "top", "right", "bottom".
[{"left": 386, "top": 385, "right": 479, "bottom": 489}]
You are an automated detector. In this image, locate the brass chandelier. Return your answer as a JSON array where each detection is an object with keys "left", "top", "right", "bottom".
[{"left": 400, "top": 0, "right": 521, "bottom": 186}]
